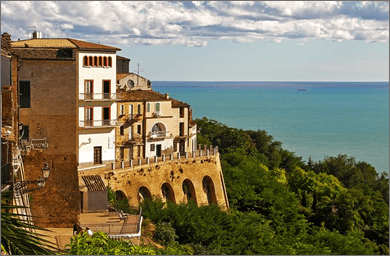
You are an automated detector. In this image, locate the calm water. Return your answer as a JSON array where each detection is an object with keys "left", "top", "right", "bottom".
[{"left": 153, "top": 81, "right": 389, "bottom": 174}]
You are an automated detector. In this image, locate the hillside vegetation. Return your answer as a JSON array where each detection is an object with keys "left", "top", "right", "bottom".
[{"left": 62, "top": 117, "right": 389, "bottom": 255}]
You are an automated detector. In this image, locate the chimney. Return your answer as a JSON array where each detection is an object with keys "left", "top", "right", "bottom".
[
  {"left": 165, "top": 93, "right": 169, "bottom": 99},
  {"left": 1, "top": 32, "right": 12, "bottom": 50}
]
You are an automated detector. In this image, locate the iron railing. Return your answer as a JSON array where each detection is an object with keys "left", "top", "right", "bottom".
[
  {"left": 79, "top": 119, "right": 117, "bottom": 128},
  {"left": 79, "top": 93, "right": 116, "bottom": 101}
]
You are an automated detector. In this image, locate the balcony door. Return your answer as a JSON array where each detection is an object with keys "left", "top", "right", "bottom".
[
  {"left": 103, "top": 107, "right": 110, "bottom": 126},
  {"left": 85, "top": 107, "right": 93, "bottom": 127},
  {"left": 103, "top": 80, "right": 110, "bottom": 99},
  {"left": 85, "top": 80, "right": 93, "bottom": 100}
]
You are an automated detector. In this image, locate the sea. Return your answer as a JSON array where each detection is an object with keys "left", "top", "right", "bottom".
[{"left": 152, "top": 81, "right": 389, "bottom": 174}]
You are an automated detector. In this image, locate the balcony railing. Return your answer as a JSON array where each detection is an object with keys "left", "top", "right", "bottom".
[
  {"left": 79, "top": 119, "right": 117, "bottom": 128},
  {"left": 79, "top": 93, "right": 116, "bottom": 101},
  {"left": 149, "top": 131, "right": 168, "bottom": 138}
]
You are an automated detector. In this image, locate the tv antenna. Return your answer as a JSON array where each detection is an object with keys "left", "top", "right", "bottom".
[{"left": 135, "top": 63, "right": 146, "bottom": 87}]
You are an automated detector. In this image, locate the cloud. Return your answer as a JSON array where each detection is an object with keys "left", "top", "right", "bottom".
[{"left": 1, "top": 1, "right": 388, "bottom": 46}]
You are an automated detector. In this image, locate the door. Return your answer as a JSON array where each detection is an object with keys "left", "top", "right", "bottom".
[
  {"left": 103, "top": 80, "right": 110, "bottom": 99},
  {"left": 94, "top": 146, "right": 102, "bottom": 164},
  {"left": 85, "top": 107, "right": 93, "bottom": 127},
  {"left": 156, "top": 144, "right": 162, "bottom": 157},
  {"left": 179, "top": 140, "right": 185, "bottom": 155},
  {"left": 129, "top": 146, "right": 133, "bottom": 160},
  {"left": 85, "top": 80, "right": 93, "bottom": 100},
  {"left": 103, "top": 107, "right": 110, "bottom": 126}
]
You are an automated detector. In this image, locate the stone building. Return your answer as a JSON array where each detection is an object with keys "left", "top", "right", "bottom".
[{"left": 10, "top": 33, "right": 120, "bottom": 227}]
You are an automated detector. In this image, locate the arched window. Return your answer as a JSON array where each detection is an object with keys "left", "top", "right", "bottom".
[
  {"left": 104, "top": 56, "right": 107, "bottom": 66},
  {"left": 89, "top": 56, "right": 93, "bottom": 67},
  {"left": 93, "top": 56, "right": 97, "bottom": 67},
  {"left": 108, "top": 57, "right": 112, "bottom": 67},
  {"left": 83, "top": 56, "right": 88, "bottom": 66},
  {"left": 98, "top": 56, "right": 102, "bottom": 67}
]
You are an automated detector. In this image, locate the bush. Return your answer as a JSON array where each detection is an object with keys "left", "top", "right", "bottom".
[{"left": 154, "top": 222, "right": 178, "bottom": 246}]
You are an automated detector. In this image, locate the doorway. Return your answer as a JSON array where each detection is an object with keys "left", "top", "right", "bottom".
[
  {"left": 103, "top": 107, "right": 110, "bottom": 126},
  {"left": 94, "top": 146, "right": 102, "bottom": 164},
  {"left": 103, "top": 80, "right": 110, "bottom": 99},
  {"left": 156, "top": 144, "right": 162, "bottom": 157}
]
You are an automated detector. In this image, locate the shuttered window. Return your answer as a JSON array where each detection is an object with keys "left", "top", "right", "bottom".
[{"left": 19, "top": 81, "right": 30, "bottom": 108}]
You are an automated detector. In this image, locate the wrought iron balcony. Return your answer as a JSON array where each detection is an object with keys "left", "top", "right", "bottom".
[
  {"left": 79, "top": 119, "right": 118, "bottom": 128},
  {"left": 79, "top": 93, "right": 116, "bottom": 101},
  {"left": 149, "top": 131, "right": 168, "bottom": 138}
]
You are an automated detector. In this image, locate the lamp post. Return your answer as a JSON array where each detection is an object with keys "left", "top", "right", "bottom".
[{"left": 14, "top": 163, "right": 51, "bottom": 194}]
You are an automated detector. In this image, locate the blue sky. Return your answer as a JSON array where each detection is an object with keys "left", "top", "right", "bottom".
[{"left": 1, "top": 1, "right": 389, "bottom": 81}]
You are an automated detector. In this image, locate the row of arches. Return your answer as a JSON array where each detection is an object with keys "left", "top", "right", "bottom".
[
  {"left": 83, "top": 55, "right": 112, "bottom": 67},
  {"left": 115, "top": 176, "right": 218, "bottom": 206}
]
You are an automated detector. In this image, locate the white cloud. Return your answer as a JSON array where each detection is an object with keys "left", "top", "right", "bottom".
[{"left": 1, "top": 1, "right": 388, "bottom": 46}]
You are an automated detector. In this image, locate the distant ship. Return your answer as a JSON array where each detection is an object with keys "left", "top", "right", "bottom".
[{"left": 297, "top": 88, "right": 307, "bottom": 91}]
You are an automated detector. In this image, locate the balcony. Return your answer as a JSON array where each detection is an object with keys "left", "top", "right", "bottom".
[
  {"left": 79, "top": 119, "right": 118, "bottom": 128},
  {"left": 79, "top": 93, "right": 116, "bottom": 101},
  {"left": 149, "top": 131, "right": 168, "bottom": 139},
  {"left": 117, "top": 114, "right": 141, "bottom": 125}
]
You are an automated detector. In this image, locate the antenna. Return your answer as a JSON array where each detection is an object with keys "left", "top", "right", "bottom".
[{"left": 136, "top": 63, "right": 146, "bottom": 87}]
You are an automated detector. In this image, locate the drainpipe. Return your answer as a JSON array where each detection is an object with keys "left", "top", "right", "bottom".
[{"left": 142, "top": 100, "right": 146, "bottom": 159}]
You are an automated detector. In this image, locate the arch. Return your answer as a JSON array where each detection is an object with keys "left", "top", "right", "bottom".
[
  {"left": 89, "top": 56, "right": 93, "bottom": 67},
  {"left": 202, "top": 176, "right": 217, "bottom": 205},
  {"left": 161, "top": 183, "right": 176, "bottom": 203},
  {"left": 104, "top": 56, "right": 108, "bottom": 66},
  {"left": 115, "top": 190, "right": 127, "bottom": 201},
  {"left": 151, "top": 122, "right": 166, "bottom": 132},
  {"left": 182, "top": 179, "right": 197, "bottom": 204},
  {"left": 83, "top": 56, "right": 89, "bottom": 66},
  {"left": 98, "top": 56, "right": 102, "bottom": 67},
  {"left": 93, "top": 56, "right": 97, "bottom": 67},
  {"left": 138, "top": 186, "right": 152, "bottom": 203},
  {"left": 108, "top": 56, "right": 112, "bottom": 67}
]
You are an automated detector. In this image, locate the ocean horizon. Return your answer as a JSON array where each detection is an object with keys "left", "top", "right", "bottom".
[{"left": 152, "top": 81, "right": 389, "bottom": 174}]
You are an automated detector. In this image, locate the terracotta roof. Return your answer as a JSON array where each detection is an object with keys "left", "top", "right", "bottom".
[
  {"left": 117, "top": 73, "right": 131, "bottom": 81},
  {"left": 117, "top": 55, "right": 130, "bottom": 60},
  {"left": 81, "top": 175, "right": 106, "bottom": 191},
  {"left": 11, "top": 38, "right": 120, "bottom": 51},
  {"left": 171, "top": 98, "right": 189, "bottom": 108},
  {"left": 11, "top": 38, "right": 77, "bottom": 48},
  {"left": 12, "top": 48, "right": 74, "bottom": 60},
  {"left": 118, "top": 89, "right": 169, "bottom": 102},
  {"left": 68, "top": 38, "right": 120, "bottom": 51}
]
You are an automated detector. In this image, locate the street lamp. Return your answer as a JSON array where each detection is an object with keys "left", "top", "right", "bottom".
[{"left": 14, "top": 163, "right": 51, "bottom": 193}]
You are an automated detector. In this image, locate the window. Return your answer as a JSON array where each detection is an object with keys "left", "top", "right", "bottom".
[
  {"left": 103, "top": 56, "right": 107, "bottom": 66},
  {"left": 129, "top": 126, "right": 132, "bottom": 140},
  {"left": 155, "top": 103, "right": 160, "bottom": 112},
  {"left": 85, "top": 80, "right": 93, "bottom": 100},
  {"left": 19, "top": 81, "right": 30, "bottom": 108},
  {"left": 103, "top": 107, "right": 110, "bottom": 126},
  {"left": 83, "top": 56, "right": 89, "bottom": 66},
  {"left": 89, "top": 56, "right": 93, "bottom": 66},
  {"left": 93, "top": 56, "right": 97, "bottom": 67},
  {"left": 147, "top": 103, "right": 150, "bottom": 112},
  {"left": 137, "top": 104, "right": 141, "bottom": 114},
  {"left": 150, "top": 144, "right": 155, "bottom": 151},
  {"left": 19, "top": 125, "right": 29, "bottom": 140},
  {"left": 180, "top": 122, "right": 184, "bottom": 136},
  {"left": 103, "top": 80, "right": 111, "bottom": 99},
  {"left": 137, "top": 124, "right": 141, "bottom": 134},
  {"left": 120, "top": 126, "right": 124, "bottom": 136},
  {"left": 120, "top": 147, "right": 124, "bottom": 160},
  {"left": 180, "top": 107, "right": 184, "bottom": 118},
  {"left": 85, "top": 107, "right": 93, "bottom": 127},
  {"left": 108, "top": 57, "right": 112, "bottom": 67},
  {"left": 120, "top": 105, "right": 125, "bottom": 116},
  {"left": 98, "top": 56, "right": 102, "bottom": 67}
]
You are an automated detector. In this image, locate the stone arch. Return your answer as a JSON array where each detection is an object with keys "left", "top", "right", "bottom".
[
  {"left": 115, "top": 190, "right": 127, "bottom": 201},
  {"left": 202, "top": 176, "right": 217, "bottom": 205},
  {"left": 182, "top": 179, "right": 197, "bottom": 204},
  {"left": 161, "top": 182, "right": 176, "bottom": 203},
  {"left": 138, "top": 186, "right": 152, "bottom": 203},
  {"left": 151, "top": 122, "right": 166, "bottom": 132}
]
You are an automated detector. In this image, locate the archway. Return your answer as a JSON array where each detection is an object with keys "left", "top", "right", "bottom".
[
  {"left": 161, "top": 183, "right": 176, "bottom": 203},
  {"left": 182, "top": 179, "right": 197, "bottom": 204},
  {"left": 202, "top": 176, "right": 217, "bottom": 205},
  {"left": 138, "top": 186, "right": 152, "bottom": 203},
  {"left": 115, "top": 190, "right": 127, "bottom": 201}
]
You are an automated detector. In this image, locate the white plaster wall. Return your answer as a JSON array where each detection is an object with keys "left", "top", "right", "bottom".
[
  {"left": 79, "top": 129, "right": 116, "bottom": 164},
  {"left": 145, "top": 138, "right": 173, "bottom": 158}
]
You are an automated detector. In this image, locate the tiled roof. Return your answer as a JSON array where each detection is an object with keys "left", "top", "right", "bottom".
[
  {"left": 81, "top": 175, "right": 106, "bottom": 191},
  {"left": 117, "top": 73, "right": 131, "bottom": 81},
  {"left": 117, "top": 55, "right": 130, "bottom": 60},
  {"left": 68, "top": 38, "right": 120, "bottom": 51},
  {"left": 11, "top": 38, "right": 120, "bottom": 51},
  {"left": 171, "top": 98, "right": 190, "bottom": 108},
  {"left": 11, "top": 38, "right": 77, "bottom": 48},
  {"left": 12, "top": 48, "right": 74, "bottom": 60},
  {"left": 118, "top": 89, "right": 169, "bottom": 102}
]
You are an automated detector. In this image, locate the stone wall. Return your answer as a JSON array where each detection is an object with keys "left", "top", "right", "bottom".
[
  {"left": 18, "top": 59, "right": 80, "bottom": 227},
  {"left": 78, "top": 154, "right": 229, "bottom": 209}
]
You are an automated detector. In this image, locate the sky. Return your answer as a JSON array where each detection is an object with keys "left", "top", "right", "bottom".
[{"left": 1, "top": 1, "right": 389, "bottom": 81}]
